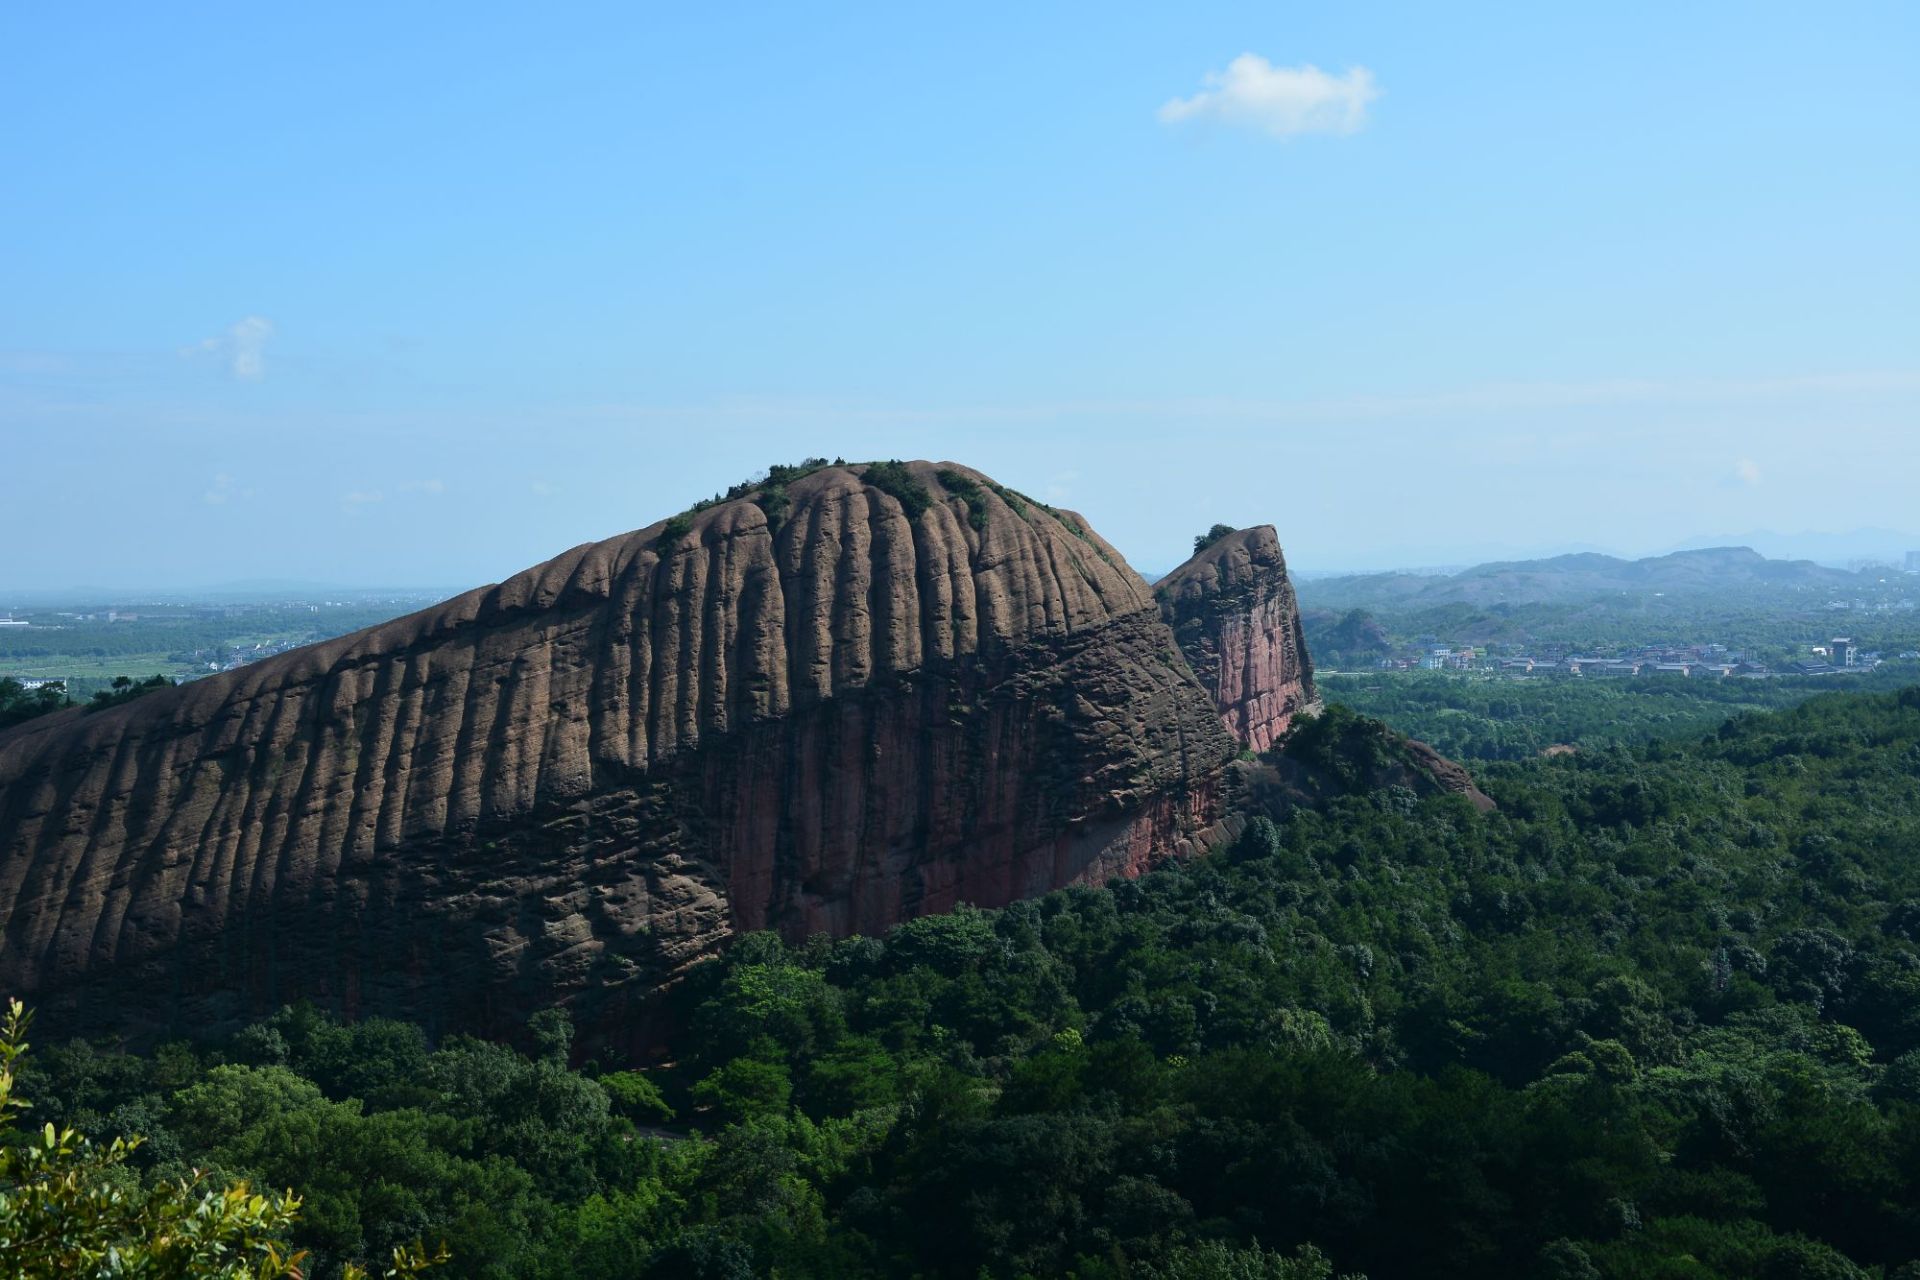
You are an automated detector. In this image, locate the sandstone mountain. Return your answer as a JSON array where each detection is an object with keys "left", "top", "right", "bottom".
[
  {"left": 0, "top": 462, "right": 1324, "bottom": 1048},
  {"left": 1155, "top": 525, "right": 1318, "bottom": 752}
]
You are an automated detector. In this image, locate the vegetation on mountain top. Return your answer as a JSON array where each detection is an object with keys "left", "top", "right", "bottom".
[
  {"left": 936, "top": 469, "right": 990, "bottom": 530},
  {"left": 860, "top": 460, "right": 932, "bottom": 520},
  {"left": 0, "top": 676, "right": 68, "bottom": 730},
  {"left": 0, "top": 673, "right": 178, "bottom": 732},
  {"left": 1194, "top": 523, "right": 1237, "bottom": 554},
  {"left": 83, "top": 673, "right": 174, "bottom": 713},
  {"left": 659, "top": 458, "right": 945, "bottom": 541}
]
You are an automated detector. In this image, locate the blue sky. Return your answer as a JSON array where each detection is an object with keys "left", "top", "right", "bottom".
[{"left": 3, "top": 2, "right": 1916, "bottom": 588}]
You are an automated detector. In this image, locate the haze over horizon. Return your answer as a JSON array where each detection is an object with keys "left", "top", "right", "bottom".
[{"left": 4, "top": 3, "right": 1916, "bottom": 589}]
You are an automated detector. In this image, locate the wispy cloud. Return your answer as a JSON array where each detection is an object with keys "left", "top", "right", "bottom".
[
  {"left": 1733, "top": 458, "right": 1764, "bottom": 486},
  {"left": 1159, "top": 55, "right": 1378, "bottom": 139},
  {"left": 185, "top": 315, "right": 274, "bottom": 381},
  {"left": 341, "top": 479, "right": 442, "bottom": 512},
  {"left": 202, "top": 472, "right": 253, "bottom": 505}
]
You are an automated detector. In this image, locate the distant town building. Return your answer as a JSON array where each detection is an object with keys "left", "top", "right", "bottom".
[
  {"left": 1907, "top": 550, "right": 1920, "bottom": 573},
  {"left": 1830, "top": 637, "right": 1856, "bottom": 667}
]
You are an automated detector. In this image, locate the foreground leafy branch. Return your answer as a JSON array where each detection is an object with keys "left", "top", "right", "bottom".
[{"left": 0, "top": 998, "right": 445, "bottom": 1279}]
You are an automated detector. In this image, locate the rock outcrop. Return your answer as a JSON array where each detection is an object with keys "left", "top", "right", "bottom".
[
  {"left": 1396, "top": 735, "right": 1498, "bottom": 812},
  {"left": 0, "top": 462, "right": 1237, "bottom": 1046},
  {"left": 1154, "top": 526, "right": 1317, "bottom": 752}
]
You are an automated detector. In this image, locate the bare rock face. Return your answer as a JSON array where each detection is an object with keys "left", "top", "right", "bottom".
[
  {"left": 1396, "top": 736, "right": 1498, "bottom": 812},
  {"left": 1155, "top": 526, "right": 1317, "bottom": 752},
  {"left": 0, "top": 463, "right": 1237, "bottom": 1046}
]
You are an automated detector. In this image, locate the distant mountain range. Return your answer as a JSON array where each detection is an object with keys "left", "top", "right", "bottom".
[
  {"left": 1664, "top": 527, "right": 1920, "bottom": 567},
  {"left": 1297, "top": 546, "right": 1890, "bottom": 612},
  {"left": 1284, "top": 528, "right": 1920, "bottom": 580}
]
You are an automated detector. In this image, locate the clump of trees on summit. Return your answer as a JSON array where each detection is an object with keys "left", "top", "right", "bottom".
[
  {"left": 0, "top": 673, "right": 177, "bottom": 732},
  {"left": 0, "top": 676, "right": 69, "bottom": 729},
  {"left": 1193, "top": 523, "right": 1237, "bottom": 554}
]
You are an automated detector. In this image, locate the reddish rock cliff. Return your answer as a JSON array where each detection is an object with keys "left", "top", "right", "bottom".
[
  {"left": 0, "top": 462, "right": 1237, "bottom": 1043},
  {"left": 1155, "top": 526, "right": 1317, "bottom": 752}
]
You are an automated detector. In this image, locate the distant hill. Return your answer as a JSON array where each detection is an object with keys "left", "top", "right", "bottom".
[
  {"left": 1299, "top": 546, "right": 1866, "bottom": 611},
  {"left": 1666, "top": 527, "right": 1920, "bottom": 568}
]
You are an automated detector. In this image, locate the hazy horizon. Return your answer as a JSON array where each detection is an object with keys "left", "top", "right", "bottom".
[{"left": 3, "top": 488, "right": 1917, "bottom": 604}]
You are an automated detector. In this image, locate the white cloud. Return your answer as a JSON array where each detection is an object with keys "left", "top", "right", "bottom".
[
  {"left": 341, "top": 489, "right": 385, "bottom": 510},
  {"left": 1159, "top": 55, "right": 1378, "bottom": 139},
  {"left": 530, "top": 479, "right": 557, "bottom": 498},
  {"left": 1733, "top": 458, "right": 1764, "bottom": 486},
  {"left": 401, "top": 478, "right": 446, "bottom": 495},
  {"left": 186, "top": 315, "right": 274, "bottom": 380}
]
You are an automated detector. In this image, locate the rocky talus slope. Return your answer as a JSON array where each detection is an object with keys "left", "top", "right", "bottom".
[
  {"left": 1155, "top": 526, "right": 1318, "bottom": 752},
  {"left": 0, "top": 463, "right": 1240, "bottom": 1045}
]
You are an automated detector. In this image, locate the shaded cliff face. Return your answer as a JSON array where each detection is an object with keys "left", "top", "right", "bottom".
[
  {"left": 1154, "top": 526, "right": 1317, "bottom": 752},
  {"left": 0, "top": 462, "right": 1236, "bottom": 1045}
]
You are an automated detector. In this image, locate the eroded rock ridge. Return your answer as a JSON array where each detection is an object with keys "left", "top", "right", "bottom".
[
  {"left": 1155, "top": 526, "right": 1318, "bottom": 752},
  {"left": 0, "top": 462, "right": 1239, "bottom": 1044}
]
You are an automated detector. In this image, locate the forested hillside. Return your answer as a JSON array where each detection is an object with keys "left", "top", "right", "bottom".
[
  {"left": 16, "top": 686, "right": 1920, "bottom": 1278},
  {"left": 1320, "top": 667, "right": 1920, "bottom": 760}
]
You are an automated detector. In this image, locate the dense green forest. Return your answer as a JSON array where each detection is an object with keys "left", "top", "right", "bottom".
[
  {"left": 14, "top": 685, "right": 1920, "bottom": 1278},
  {"left": 1321, "top": 667, "right": 1920, "bottom": 761}
]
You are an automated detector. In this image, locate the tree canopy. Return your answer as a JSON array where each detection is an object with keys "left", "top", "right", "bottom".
[{"left": 16, "top": 682, "right": 1920, "bottom": 1277}]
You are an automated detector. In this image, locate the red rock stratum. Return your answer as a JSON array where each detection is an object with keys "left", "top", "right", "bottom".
[{"left": 0, "top": 462, "right": 1245, "bottom": 1044}]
